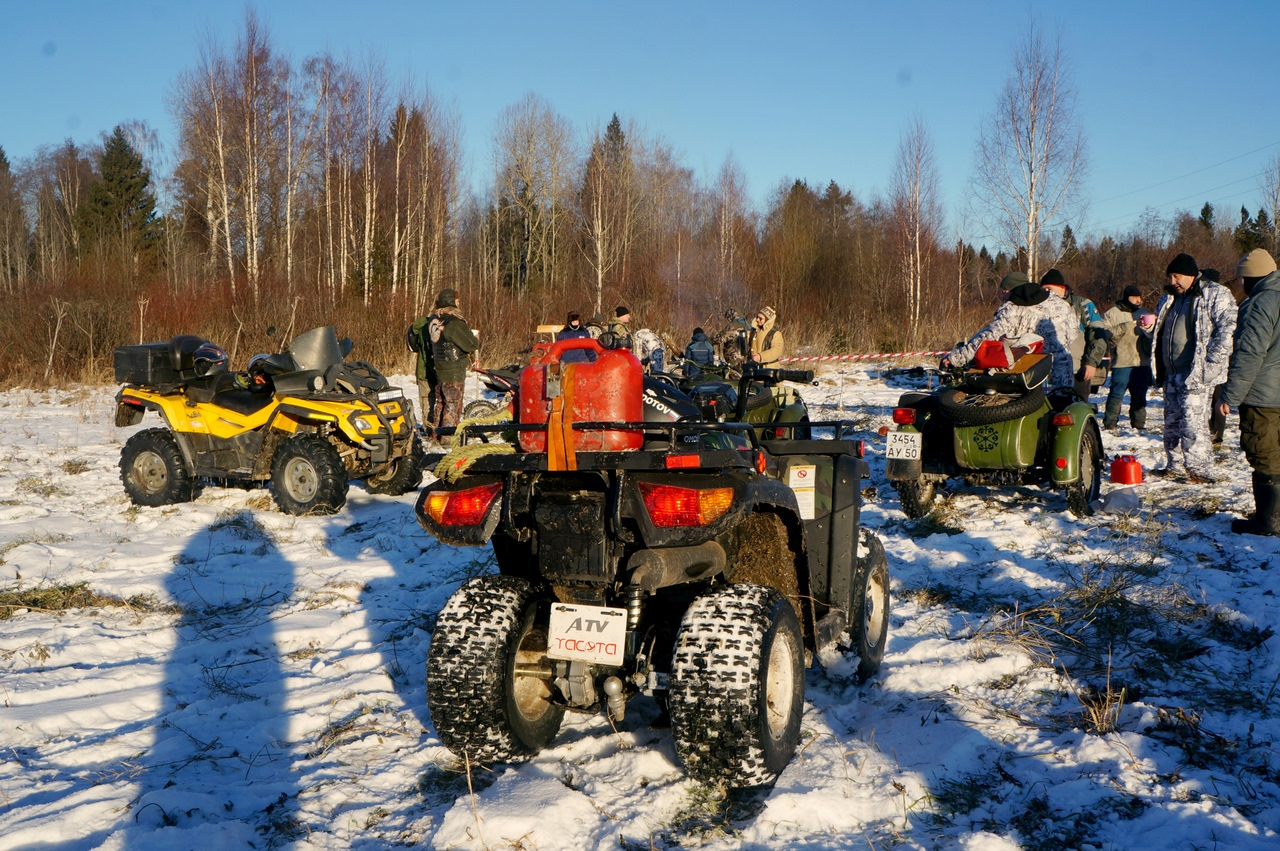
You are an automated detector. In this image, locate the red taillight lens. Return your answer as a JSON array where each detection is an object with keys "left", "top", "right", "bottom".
[
  {"left": 754, "top": 450, "right": 767, "bottom": 474},
  {"left": 665, "top": 454, "right": 700, "bottom": 469},
  {"left": 855, "top": 440, "right": 866, "bottom": 458},
  {"left": 639, "top": 482, "right": 734, "bottom": 527},
  {"left": 1055, "top": 457, "right": 1068, "bottom": 469},
  {"left": 425, "top": 482, "right": 502, "bottom": 526},
  {"left": 892, "top": 408, "right": 917, "bottom": 425},
  {"left": 1052, "top": 413, "right": 1075, "bottom": 427}
]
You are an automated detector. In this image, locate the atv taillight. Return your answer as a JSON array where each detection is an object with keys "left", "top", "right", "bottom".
[
  {"left": 754, "top": 450, "right": 767, "bottom": 474},
  {"left": 855, "top": 440, "right": 865, "bottom": 458},
  {"left": 665, "top": 454, "right": 700, "bottom": 469},
  {"left": 424, "top": 482, "right": 502, "bottom": 526},
  {"left": 639, "top": 482, "right": 734, "bottom": 527},
  {"left": 892, "top": 408, "right": 916, "bottom": 425}
]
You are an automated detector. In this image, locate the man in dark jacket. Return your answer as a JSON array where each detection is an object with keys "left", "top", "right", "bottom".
[
  {"left": 1218, "top": 249, "right": 1280, "bottom": 534},
  {"left": 425, "top": 288, "right": 480, "bottom": 440},
  {"left": 556, "top": 311, "right": 592, "bottom": 364}
]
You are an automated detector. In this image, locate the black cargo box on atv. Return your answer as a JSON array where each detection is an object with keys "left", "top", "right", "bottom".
[{"left": 113, "top": 343, "right": 179, "bottom": 385}]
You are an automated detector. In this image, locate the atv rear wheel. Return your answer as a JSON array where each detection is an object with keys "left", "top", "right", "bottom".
[
  {"left": 270, "top": 434, "right": 348, "bottom": 515},
  {"left": 851, "top": 530, "right": 890, "bottom": 683},
  {"left": 893, "top": 476, "right": 937, "bottom": 518},
  {"left": 669, "top": 583, "right": 804, "bottom": 787},
  {"left": 1064, "top": 425, "right": 1102, "bottom": 517},
  {"left": 120, "top": 428, "right": 195, "bottom": 507},
  {"left": 427, "top": 575, "right": 564, "bottom": 763},
  {"left": 364, "top": 435, "right": 424, "bottom": 495}
]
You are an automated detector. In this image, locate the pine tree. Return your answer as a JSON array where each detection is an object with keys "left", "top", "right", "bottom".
[
  {"left": 1059, "top": 224, "right": 1078, "bottom": 263},
  {"left": 78, "top": 126, "right": 161, "bottom": 272},
  {"left": 1199, "top": 202, "right": 1215, "bottom": 231},
  {"left": 1235, "top": 206, "right": 1263, "bottom": 253}
]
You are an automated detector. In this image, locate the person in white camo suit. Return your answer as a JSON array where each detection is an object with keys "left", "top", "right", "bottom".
[
  {"left": 943, "top": 271, "right": 1079, "bottom": 389},
  {"left": 1151, "top": 252, "right": 1237, "bottom": 482}
]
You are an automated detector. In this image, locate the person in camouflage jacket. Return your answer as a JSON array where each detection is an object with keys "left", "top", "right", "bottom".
[
  {"left": 1152, "top": 252, "right": 1237, "bottom": 481},
  {"left": 944, "top": 272, "right": 1079, "bottom": 389}
]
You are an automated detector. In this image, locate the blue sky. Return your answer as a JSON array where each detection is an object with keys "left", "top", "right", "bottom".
[{"left": 4, "top": 1, "right": 1279, "bottom": 246}]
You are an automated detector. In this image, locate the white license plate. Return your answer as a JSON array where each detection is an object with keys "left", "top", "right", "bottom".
[
  {"left": 547, "top": 604, "right": 627, "bottom": 666},
  {"left": 885, "top": 431, "right": 922, "bottom": 460}
]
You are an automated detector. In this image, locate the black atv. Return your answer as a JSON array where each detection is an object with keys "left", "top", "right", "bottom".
[{"left": 415, "top": 393, "right": 889, "bottom": 787}]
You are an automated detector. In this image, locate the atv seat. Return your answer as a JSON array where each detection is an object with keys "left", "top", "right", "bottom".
[
  {"left": 962, "top": 352, "right": 1051, "bottom": 394},
  {"left": 184, "top": 372, "right": 276, "bottom": 415}
]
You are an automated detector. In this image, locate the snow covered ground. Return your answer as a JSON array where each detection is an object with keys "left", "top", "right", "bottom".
[{"left": 1, "top": 367, "right": 1278, "bottom": 850}]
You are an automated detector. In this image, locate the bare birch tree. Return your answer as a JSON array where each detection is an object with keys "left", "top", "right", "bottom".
[
  {"left": 969, "top": 19, "right": 1087, "bottom": 282},
  {"left": 889, "top": 116, "right": 944, "bottom": 341}
]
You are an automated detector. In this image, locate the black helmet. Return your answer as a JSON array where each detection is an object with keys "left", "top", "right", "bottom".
[{"left": 193, "top": 342, "right": 229, "bottom": 377}]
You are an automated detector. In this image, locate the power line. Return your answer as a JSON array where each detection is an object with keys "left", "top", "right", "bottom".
[
  {"left": 1093, "top": 170, "right": 1269, "bottom": 230},
  {"left": 1093, "top": 140, "right": 1280, "bottom": 205}
]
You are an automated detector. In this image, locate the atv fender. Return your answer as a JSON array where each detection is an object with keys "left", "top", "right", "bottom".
[{"left": 1049, "top": 401, "right": 1098, "bottom": 485}]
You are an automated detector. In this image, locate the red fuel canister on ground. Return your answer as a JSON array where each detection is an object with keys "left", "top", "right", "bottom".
[
  {"left": 1110, "top": 454, "right": 1143, "bottom": 484},
  {"left": 519, "top": 338, "right": 644, "bottom": 453}
]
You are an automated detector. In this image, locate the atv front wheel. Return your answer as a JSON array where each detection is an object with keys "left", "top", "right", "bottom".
[
  {"left": 270, "top": 434, "right": 348, "bottom": 515},
  {"left": 120, "top": 428, "right": 195, "bottom": 507},
  {"left": 669, "top": 583, "right": 804, "bottom": 787},
  {"left": 893, "top": 476, "right": 937, "bottom": 518},
  {"left": 364, "top": 435, "right": 424, "bottom": 495},
  {"left": 851, "top": 530, "right": 890, "bottom": 683},
  {"left": 1064, "top": 425, "right": 1102, "bottom": 517},
  {"left": 427, "top": 575, "right": 564, "bottom": 763}
]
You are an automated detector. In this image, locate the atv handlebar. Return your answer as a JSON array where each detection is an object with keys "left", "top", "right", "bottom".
[{"left": 742, "top": 365, "right": 815, "bottom": 386}]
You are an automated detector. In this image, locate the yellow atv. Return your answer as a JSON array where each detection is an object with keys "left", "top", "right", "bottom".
[{"left": 113, "top": 326, "right": 423, "bottom": 515}]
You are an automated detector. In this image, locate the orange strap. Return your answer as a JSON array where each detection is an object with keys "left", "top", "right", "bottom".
[{"left": 546, "top": 363, "right": 578, "bottom": 471}]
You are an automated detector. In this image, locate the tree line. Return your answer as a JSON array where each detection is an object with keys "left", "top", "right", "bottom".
[{"left": 1, "top": 12, "right": 1278, "bottom": 387}]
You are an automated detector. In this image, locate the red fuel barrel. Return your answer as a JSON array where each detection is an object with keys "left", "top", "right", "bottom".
[
  {"left": 1110, "top": 454, "right": 1143, "bottom": 484},
  {"left": 518, "top": 338, "right": 644, "bottom": 452}
]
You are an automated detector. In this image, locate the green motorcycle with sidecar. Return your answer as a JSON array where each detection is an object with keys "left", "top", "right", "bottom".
[{"left": 885, "top": 351, "right": 1104, "bottom": 518}]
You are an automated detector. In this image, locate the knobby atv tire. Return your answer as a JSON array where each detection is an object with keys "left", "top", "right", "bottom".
[
  {"left": 426, "top": 575, "right": 564, "bottom": 763},
  {"left": 461, "top": 399, "right": 501, "bottom": 421},
  {"left": 1064, "top": 425, "right": 1102, "bottom": 517},
  {"left": 120, "top": 428, "right": 195, "bottom": 507},
  {"left": 270, "top": 433, "right": 348, "bottom": 515},
  {"left": 669, "top": 584, "right": 804, "bottom": 787},
  {"left": 851, "top": 529, "right": 890, "bottom": 683},
  {"left": 938, "top": 385, "right": 1046, "bottom": 427},
  {"left": 364, "top": 434, "right": 425, "bottom": 495},
  {"left": 893, "top": 476, "right": 937, "bottom": 518}
]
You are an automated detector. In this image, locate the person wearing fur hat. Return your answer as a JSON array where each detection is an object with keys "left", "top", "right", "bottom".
[
  {"left": 1218, "top": 249, "right": 1280, "bottom": 534},
  {"left": 749, "top": 306, "right": 784, "bottom": 368},
  {"left": 1151, "top": 252, "right": 1237, "bottom": 482},
  {"left": 943, "top": 275, "right": 1079, "bottom": 388},
  {"left": 1099, "top": 285, "right": 1153, "bottom": 430},
  {"left": 1041, "top": 269, "right": 1110, "bottom": 400}
]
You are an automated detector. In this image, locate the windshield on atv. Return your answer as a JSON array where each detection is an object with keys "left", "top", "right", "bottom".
[{"left": 288, "top": 327, "right": 345, "bottom": 372}]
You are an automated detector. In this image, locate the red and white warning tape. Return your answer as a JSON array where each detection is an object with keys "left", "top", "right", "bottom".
[{"left": 779, "top": 351, "right": 947, "bottom": 363}]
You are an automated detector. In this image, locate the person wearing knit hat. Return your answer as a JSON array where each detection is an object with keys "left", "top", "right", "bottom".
[
  {"left": 1100, "top": 285, "right": 1153, "bottom": 430},
  {"left": 1219, "top": 249, "right": 1280, "bottom": 535},
  {"left": 1150, "top": 251, "right": 1237, "bottom": 482},
  {"left": 943, "top": 276, "right": 1079, "bottom": 389},
  {"left": 1040, "top": 268, "right": 1109, "bottom": 399},
  {"left": 606, "top": 305, "right": 633, "bottom": 349}
]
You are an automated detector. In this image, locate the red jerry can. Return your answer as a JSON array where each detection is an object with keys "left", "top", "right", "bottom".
[
  {"left": 518, "top": 338, "right": 644, "bottom": 453},
  {"left": 1109, "top": 454, "right": 1143, "bottom": 484}
]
